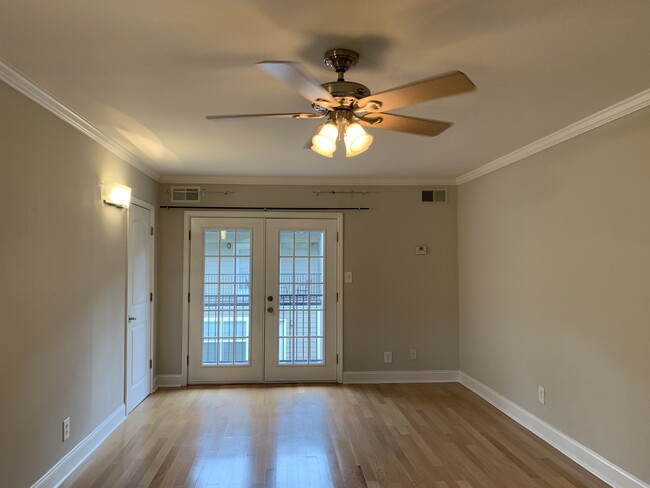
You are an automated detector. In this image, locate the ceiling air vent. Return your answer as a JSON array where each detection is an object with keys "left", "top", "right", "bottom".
[
  {"left": 421, "top": 189, "right": 447, "bottom": 204},
  {"left": 170, "top": 186, "right": 201, "bottom": 203}
]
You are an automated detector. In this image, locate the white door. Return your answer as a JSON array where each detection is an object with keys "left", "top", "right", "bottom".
[
  {"left": 188, "top": 218, "right": 265, "bottom": 382},
  {"left": 126, "top": 202, "right": 153, "bottom": 413},
  {"left": 188, "top": 217, "right": 338, "bottom": 383},
  {"left": 264, "top": 219, "right": 337, "bottom": 381}
]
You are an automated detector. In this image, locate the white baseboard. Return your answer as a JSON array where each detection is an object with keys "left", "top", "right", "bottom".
[
  {"left": 459, "top": 373, "right": 649, "bottom": 488},
  {"left": 154, "top": 374, "right": 184, "bottom": 389},
  {"left": 343, "top": 370, "right": 459, "bottom": 384},
  {"left": 31, "top": 404, "right": 126, "bottom": 488},
  {"left": 28, "top": 373, "right": 647, "bottom": 488}
]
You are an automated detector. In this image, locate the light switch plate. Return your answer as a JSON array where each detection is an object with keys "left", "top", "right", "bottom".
[{"left": 344, "top": 271, "right": 353, "bottom": 283}]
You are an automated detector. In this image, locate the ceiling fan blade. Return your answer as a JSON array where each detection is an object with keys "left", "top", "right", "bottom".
[
  {"left": 205, "top": 113, "right": 324, "bottom": 121},
  {"left": 358, "top": 113, "right": 452, "bottom": 137},
  {"left": 257, "top": 61, "right": 337, "bottom": 106},
  {"left": 356, "top": 71, "right": 475, "bottom": 112}
]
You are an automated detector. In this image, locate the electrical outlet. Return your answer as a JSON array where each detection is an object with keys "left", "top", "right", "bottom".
[
  {"left": 409, "top": 348, "right": 417, "bottom": 360},
  {"left": 62, "top": 417, "right": 70, "bottom": 442},
  {"left": 538, "top": 386, "right": 545, "bottom": 405},
  {"left": 383, "top": 351, "right": 392, "bottom": 363}
]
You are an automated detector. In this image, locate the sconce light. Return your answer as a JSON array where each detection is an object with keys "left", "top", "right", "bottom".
[{"left": 102, "top": 182, "right": 132, "bottom": 208}]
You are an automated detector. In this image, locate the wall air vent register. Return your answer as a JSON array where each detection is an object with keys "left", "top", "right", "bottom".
[
  {"left": 170, "top": 186, "right": 201, "bottom": 203},
  {"left": 421, "top": 189, "right": 447, "bottom": 204}
]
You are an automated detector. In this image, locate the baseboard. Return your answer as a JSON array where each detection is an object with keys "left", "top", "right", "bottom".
[
  {"left": 343, "top": 370, "right": 459, "bottom": 384},
  {"left": 28, "top": 373, "right": 647, "bottom": 488},
  {"left": 459, "top": 373, "right": 649, "bottom": 488},
  {"left": 31, "top": 404, "right": 126, "bottom": 488},
  {"left": 154, "top": 374, "right": 184, "bottom": 388}
]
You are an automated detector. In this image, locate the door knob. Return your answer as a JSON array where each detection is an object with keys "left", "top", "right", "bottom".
[
  {"left": 267, "top": 295, "right": 274, "bottom": 302},
  {"left": 128, "top": 316, "right": 137, "bottom": 322},
  {"left": 267, "top": 307, "right": 274, "bottom": 313}
]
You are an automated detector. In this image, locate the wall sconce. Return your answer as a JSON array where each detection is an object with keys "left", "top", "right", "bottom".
[{"left": 102, "top": 182, "right": 132, "bottom": 208}]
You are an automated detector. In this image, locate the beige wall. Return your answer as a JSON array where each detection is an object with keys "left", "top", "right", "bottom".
[
  {"left": 156, "top": 184, "right": 459, "bottom": 375},
  {"left": 8, "top": 61, "right": 648, "bottom": 486},
  {"left": 458, "top": 107, "right": 650, "bottom": 482},
  {"left": 0, "top": 81, "right": 158, "bottom": 487}
]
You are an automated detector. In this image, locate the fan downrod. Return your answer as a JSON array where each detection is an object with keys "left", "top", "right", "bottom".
[
  {"left": 323, "top": 49, "right": 359, "bottom": 78},
  {"left": 318, "top": 49, "right": 370, "bottom": 109}
]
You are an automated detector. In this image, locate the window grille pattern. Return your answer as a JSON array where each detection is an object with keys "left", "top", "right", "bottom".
[
  {"left": 278, "top": 230, "right": 325, "bottom": 365},
  {"left": 202, "top": 229, "right": 251, "bottom": 366}
]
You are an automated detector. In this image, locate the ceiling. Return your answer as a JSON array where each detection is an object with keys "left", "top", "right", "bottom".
[{"left": 1, "top": 0, "right": 650, "bottom": 181}]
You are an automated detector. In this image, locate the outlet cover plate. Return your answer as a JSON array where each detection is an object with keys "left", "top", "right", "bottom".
[{"left": 63, "top": 417, "right": 70, "bottom": 442}]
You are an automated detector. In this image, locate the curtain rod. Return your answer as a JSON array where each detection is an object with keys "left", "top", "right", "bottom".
[{"left": 159, "top": 205, "right": 370, "bottom": 211}]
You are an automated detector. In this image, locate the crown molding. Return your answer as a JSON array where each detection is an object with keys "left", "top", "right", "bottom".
[
  {"left": 159, "top": 175, "right": 457, "bottom": 186},
  {"left": 6, "top": 53, "right": 647, "bottom": 188},
  {"left": 456, "top": 88, "right": 650, "bottom": 185},
  {"left": 0, "top": 58, "right": 160, "bottom": 181}
]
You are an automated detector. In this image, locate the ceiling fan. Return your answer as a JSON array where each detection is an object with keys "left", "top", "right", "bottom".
[{"left": 205, "top": 49, "right": 476, "bottom": 158}]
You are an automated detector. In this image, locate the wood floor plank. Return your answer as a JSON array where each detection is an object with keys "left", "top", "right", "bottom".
[{"left": 61, "top": 383, "right": 611, "bottom": 488}]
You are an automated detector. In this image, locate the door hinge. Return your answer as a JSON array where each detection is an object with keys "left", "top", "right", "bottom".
[
  {"left": 149, "top": 292, "right": 153, "bottom": 302},
  {"left": 336, "top": 292, "right": 339, "bottom": 302},
  {"left": 187, "top": 355, "right": 189, "bottom": 366},
  {"left": 336, "top": 232, "right": 339, "bottom": 242},
  {"left": 336, "top": 354, "right": 339, "bottom": 364},
  {"left": 150, "top": 226, "right": 154, "bottom": 236},
  {"left": 149, "top": 359, "right": 152, "bottom": 369},
  {"left": 188, "top": 292, "right": 190, "bottom": 302},
  {"left": 189, "top": 230, "right": 192, "bottom": 240}
]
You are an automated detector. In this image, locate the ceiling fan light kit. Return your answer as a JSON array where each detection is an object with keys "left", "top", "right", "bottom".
[
  {"left": 311, "top": 121, "right": 338, "bottom": 157},
  {"left": 311, "top": 109, "right": 374, "bottom": 158},
  {"left": 206, "top": 49, "right": 476, "bottom": 158},
  {"left": 344, "top": 122, "right": 373, "bottom": 157}
]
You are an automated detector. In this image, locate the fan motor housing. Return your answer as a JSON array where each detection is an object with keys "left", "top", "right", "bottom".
[{"left": 321, "top": 81, "right": 370, "bottom": 102}]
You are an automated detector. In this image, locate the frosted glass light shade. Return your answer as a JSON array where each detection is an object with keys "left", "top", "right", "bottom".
[
  {"left": 310, "top": 144, "right": 334, "bottom": 158},
  {"left": 344, "top": 122, "right": 373, "bottom": 157},
  {"left": 311, "top": 122, "right": 338, "bottom": 157},
  {"left": 102, "top": 182, "right": 132, "bottom": 208}
]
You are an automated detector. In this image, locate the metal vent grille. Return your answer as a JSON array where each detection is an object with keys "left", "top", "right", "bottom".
[
  {"left": 421, "top": 189, "right": 447, "bottom": 204},
  {"left": 171, "top": 186, "right": 201, "bottom": 202}
]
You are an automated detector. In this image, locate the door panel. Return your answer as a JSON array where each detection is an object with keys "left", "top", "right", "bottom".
[
  {"left": 126, "top": 203, "right": 152, "bottom": 413},
  {"left": 264, "top": 220, "right": 337, "bottom": 382},
  {"left": 188, "top": 218, "right": 264, "bottom": 383}
]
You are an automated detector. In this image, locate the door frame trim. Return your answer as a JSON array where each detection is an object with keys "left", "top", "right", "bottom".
[
  {"left": 181, "top": 210, "right": 344, "bottom": 384},
  {"left": 125, "top": 197, "right": 155, "bottom": 412}
]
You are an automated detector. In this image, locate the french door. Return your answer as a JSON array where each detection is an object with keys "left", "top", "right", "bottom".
[{"left": 188, "top": 217, "right": 338, "bottom": 383}]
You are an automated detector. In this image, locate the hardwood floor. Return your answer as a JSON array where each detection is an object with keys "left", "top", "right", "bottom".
[{"left": 62, "top": 383, "right": 610, "bottom": 488}]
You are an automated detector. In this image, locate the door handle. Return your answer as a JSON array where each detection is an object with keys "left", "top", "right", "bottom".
[
  {"left": 128, "top": 315, "right": 137, "bottom": 322},
  {"left": 267, "top": 307, "right": 274, "bottom": 313}
]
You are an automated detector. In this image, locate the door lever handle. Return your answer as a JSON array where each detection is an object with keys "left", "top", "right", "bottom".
[{"left": 128, "top": 316, "right": 137, "bottom": 322}]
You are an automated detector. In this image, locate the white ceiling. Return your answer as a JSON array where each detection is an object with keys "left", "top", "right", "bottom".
[{"left": 1, "top": 0, "right": 650, "bottom": 181}]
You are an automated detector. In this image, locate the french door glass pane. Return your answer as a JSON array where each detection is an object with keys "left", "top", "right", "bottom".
[
  {"left": 202, "top": 229, "right": 251, "bottom": 366},
  {"left": 277, "top": 230, "right": 325, "bottom": 365}
]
